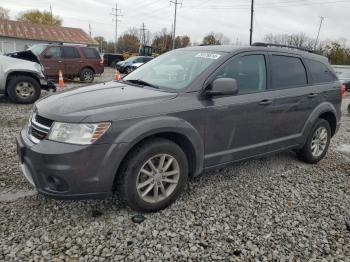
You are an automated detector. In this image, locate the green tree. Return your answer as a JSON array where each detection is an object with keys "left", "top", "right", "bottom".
[
  {"left": 152, "top": 28, "right": 172, "bottom": 54},
  {"left": 18, "top": 9, "right": 62, "bottom": 26},
  {"left": 325, "top": 42, "right": 350, "bottom": 65},
  {"left": 202, "top": 32, "right": 222, "bottom": 45},
  {"left": 117, "top": 34, "right": 140, "bottom": 53},
  {"left": 175, "top": 35, "right": 191, "bottom": 48},
  {"left": 0, "top": 6, "right": 10, "bottom": 19},
  {"left": 94, "top": 36, "right": 108, "bottom": 53}
]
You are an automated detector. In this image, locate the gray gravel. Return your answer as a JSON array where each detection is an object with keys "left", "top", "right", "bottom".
[{"left": 0, "top": 79, "right": 350, "bottom": 260}]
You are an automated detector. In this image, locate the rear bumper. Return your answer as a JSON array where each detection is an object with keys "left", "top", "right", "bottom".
[{"left": 16, "top": 127, "right": 121, "bottom": 200}]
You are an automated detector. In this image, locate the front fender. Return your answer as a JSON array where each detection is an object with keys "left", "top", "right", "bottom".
[
  {"left": 115, "top": 116, "right": 204, "bottom": 174},
  {"left": 101, "top": 116, "right": 204, "bottom": 190}
]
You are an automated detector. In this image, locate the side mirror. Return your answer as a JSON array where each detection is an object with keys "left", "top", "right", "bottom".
[
  {"left": 44, "top": 53, "right": 52, "bottom": 59},
  {"left": 206, "top": 78, "right": 238, "bottom": 97}
]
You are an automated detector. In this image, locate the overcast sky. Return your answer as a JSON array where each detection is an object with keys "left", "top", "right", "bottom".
[{"left": 1, "top": 0, "right": 350, "bottom": 45}]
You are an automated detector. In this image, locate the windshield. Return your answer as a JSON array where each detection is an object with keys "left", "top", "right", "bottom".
[
  {"left": 123, "top": 50, "right": 224, "bottom": 91},
  {"left": 29, "top": 45, "right": 47, "bottom": 55}
]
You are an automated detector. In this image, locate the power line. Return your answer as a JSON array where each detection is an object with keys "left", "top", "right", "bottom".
[
  {"left": 112, "top": 2, "right": 122, "bottom": 53},
  {"left": 170, "top": 0, "right": 182, "bottom": 50}
]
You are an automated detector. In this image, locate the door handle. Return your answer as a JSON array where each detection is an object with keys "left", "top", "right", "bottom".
[
  {"left": 308, "top": 93, "right": 318, "bottom": 98},
  {"left": 58, "top": 60, "right": 62, "bottom": 63},
  {"left": 259, "top": 99, "right": 273, "bottom": 105}
]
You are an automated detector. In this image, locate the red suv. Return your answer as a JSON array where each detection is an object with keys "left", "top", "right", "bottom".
[{"left": 29, "top": 44, "right": 104, "bottom": 82}]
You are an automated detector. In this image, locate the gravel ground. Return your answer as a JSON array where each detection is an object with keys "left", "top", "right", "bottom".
[{"left": 0, "top": 77, "right": 350, "bottom": 261}]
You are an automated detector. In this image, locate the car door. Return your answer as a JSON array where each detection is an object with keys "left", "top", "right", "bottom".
[
  {"left": 204, "top": 52, "right": 277, "bottom": 167},
  {"left": 40, "top": 46, "right": 63, "bottom": 77},
  {"left": 265, "top": 53, "right": 320, "bottom": 150},
  {"left": 61, "top": 46, "right": 82, "bottom": 77}
]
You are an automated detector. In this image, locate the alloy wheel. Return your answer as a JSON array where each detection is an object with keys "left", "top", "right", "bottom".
[
  {"left": 136, "top": 154, "right": 180, "bottom": 203},
  {"left": 311, "top": 127, "right": 328, "bottom": 157}
]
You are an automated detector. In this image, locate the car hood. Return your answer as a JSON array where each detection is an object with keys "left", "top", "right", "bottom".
[
  {"left": 6, "top": 50, "right": 40, "bottom": 64},
  {"left": 36, "top": 81, "right": 178, "bottom": 122}
]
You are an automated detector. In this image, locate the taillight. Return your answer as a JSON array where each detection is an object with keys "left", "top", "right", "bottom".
[{"left": 341, "top": 84, "right": 346, "bottom": 98}]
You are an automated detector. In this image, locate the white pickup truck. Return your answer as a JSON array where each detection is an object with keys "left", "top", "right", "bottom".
[{"left": 1, "top": 50, "right": 55, "bottom": 104}]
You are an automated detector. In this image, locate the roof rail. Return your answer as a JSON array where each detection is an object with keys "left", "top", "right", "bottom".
[{"left": 252, "top": 42, "right": 316, "bottom": 54}]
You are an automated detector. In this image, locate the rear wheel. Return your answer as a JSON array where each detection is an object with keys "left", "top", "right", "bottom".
[
  {"left": 7, "top": 75, "right": 41, "bottom": 104},
  {"left": 80, "top": 68, "right": 94, "bottom": 83},
  {"left": 297, "top": 119, "right": 331, "bottom": 163},
  {"left": 118, "top": 138, "right": 188, "bottom": 212}
]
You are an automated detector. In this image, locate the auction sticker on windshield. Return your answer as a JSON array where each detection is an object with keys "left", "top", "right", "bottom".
[{"left": 195, "top": 53, "right": 221, "bottom": 59}]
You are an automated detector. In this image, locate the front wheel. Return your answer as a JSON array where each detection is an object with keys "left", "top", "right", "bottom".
[
  {"left": 118, "top": 138, "right": 188, "bottom": 212},
  {"left": 297, "top": 119, "right": 331, "bottom": 163},
  {"left": 7, "top": 76, "right": 41, "bottom": 104}
]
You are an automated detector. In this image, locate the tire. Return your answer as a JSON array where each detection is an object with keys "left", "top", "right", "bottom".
[
  {"left": 347, "top": 104, "right": 350, "bottom": 114},
  {"left": 117, "top": 138, "right": 188, "bottom": 212},
  {"left": 297, "top": 119, "right": 331, "bottom": 164},
  {"left": 79, "top": 68, "right": 94, "bottom": 83},
  {"left": 6, "top": 75, "right": 41, "bottom": 104}
]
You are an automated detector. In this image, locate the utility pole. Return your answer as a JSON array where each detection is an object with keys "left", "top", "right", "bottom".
[
  {"left": 50, "top": 4, "right": 53, "bottom": 25},
  {"left": 249, "top": 0, "right": 254, "bottom": 45},
  {"left": 140, "top": 23, "right": 147, "bottom": 45},
  {"left": 170, "top": 0, "right": 182, "bottom": 50},
  {"left": 89, "top": 24, "right": 92, "bottom": 37},
  {"left": 112, "top": 3, "right": 122, "bottom": 53},
  {"left": 314, "top": 16, "right": 325, "bottom": 50}
]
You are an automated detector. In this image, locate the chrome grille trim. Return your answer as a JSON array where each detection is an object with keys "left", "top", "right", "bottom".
[{"left": 27, "top": 113, "right": 53, "bottom": 144}]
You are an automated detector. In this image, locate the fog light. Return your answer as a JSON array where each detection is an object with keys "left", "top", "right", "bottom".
[{"left": 47, "top": 175, "right": 68, "bottom": 192}]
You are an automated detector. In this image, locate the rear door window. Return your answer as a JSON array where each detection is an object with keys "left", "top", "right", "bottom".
[
  {"left": 62, "top": 47, "right": 81, "bottom": 58},
  {"left": 305, "top": 59, "right": 337, "bottom": 83},
  {"left": 270, "top": 55, "right": 307, "bottom": 89},
  {"left": 81, "top": 47, "right": 100, "bottom": 59}
]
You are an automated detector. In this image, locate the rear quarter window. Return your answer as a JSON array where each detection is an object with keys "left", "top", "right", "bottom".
[
  {"left": 270, "top": 55, "right": 307, "bottom": 89},
  {"left": 305, "top": 59, "right": 337, "bottom": 84},
  {"left": 81, "top": 47, "right": 100, "bottom": 59}
]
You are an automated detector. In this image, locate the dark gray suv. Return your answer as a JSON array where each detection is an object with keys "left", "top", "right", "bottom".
[{"left": 17, "top": 44, "right": 343, "bottom": 211}]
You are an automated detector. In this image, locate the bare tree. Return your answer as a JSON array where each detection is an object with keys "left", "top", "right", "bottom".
[{"left": 0, "top": 6, "right": 10, "bottom": 19}]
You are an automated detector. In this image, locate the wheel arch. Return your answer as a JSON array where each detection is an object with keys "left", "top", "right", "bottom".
[
  {"left": 302, "top": 102, "right": 339, "bottom": 139},
  {"left": 80, "top": 66, "right": 95, "bottom": 74},
  {"left": 110, "top": 117, "right": 204, "bottom": 190},
  {"left": 5, "top": 71, "right": 41, "bottom": 93}
]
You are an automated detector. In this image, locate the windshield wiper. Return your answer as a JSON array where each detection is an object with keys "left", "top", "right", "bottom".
[{"left": 124, "top": 79, "right": 159, "bottom": 89}]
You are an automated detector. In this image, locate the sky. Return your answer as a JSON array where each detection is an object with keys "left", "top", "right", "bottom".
[{"left": 1, "top": 0, "right": 350, "bottom": 45}]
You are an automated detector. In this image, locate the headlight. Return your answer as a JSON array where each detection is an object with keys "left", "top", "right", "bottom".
[
  {"left": 34, "top": 63, "right": 45, "bottom": 75},
  {"left": 48, "top": 122, "right": 111, "bottom": 145}
]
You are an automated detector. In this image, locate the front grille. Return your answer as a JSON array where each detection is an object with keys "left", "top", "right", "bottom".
[
  {"left": 28, "top": 114, "right": 53, "bottom": 143},
  {"left": 35, "top": 114, "right": 54, "bottom": 127}
]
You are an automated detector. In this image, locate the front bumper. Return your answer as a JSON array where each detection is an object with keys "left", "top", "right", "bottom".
[
  {"left": 16, "top": 127, "right": 121, "bottom": 200},
  {"left": 40, "top": 78, "right": 56, "bottom": 92}
]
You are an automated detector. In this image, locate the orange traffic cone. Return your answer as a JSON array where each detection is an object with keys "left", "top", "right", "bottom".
[
  {"left": 114, "top": 70, "right": 121, "bottom": 81},
  {"left": 58, "top": 70, "right": 64, "bottom": 89}
]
